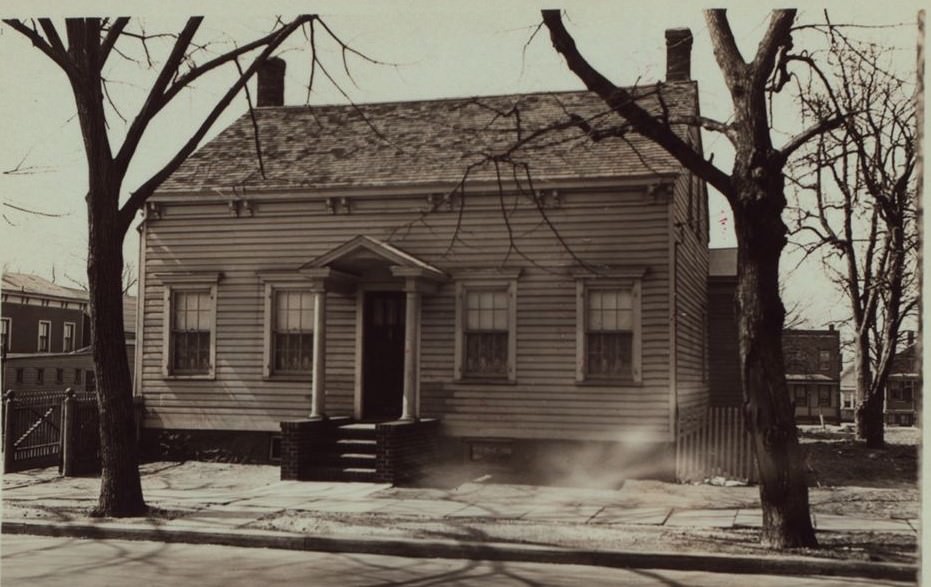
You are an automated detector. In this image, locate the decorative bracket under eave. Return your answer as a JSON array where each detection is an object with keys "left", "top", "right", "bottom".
[
  {"left": 533, "top": 189, "right": 561, "bottom": 209},
  {"left": 227, "top": 199, "right": 255, "bottom": 217},
  {"left": 145, "top": 201, "right": 162, "bottom": 220},
  {"left": 647, "top": 182, "right": 674, "bottom": 204}
]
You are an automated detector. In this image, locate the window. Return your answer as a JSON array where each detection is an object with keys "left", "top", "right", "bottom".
[
  {"left": 85, "top": 370, "right": 96, "bottom": 391},
  {"left": 902, "top": 381, "right": 914, "bottom": 403},
  {"left": 577, "top": 279, "right": 642, "bottom": 382},
  {"left": 269, "top": 289, "right": 314, "bottom": 375},
  {"left": 794, "top": 385, "right": 808, "bottom": 405},
  {"left": 15, "top": 368, "right": 24, "bottom": 384},
  {"left": 1, "top": 317, "right": 9, "bottom": 353},
  {"left": 37, "top": 320, "right": 51, "bottom": 352},
  {"left": 842, "top": 393, "right": 853, "bottom": 409},
  {"left": 455, "top": 276, "right": 518, "bottom": 381},
  {"left": 169, "top": 290, "right": 213, "bottom": 375},
  {"left": 160, "top": 274, "right": 220, "bottom": 378},
  {"left": 818, "top": 350, "right": 831, "bottom": 371},
  {"left": 75, "top": 369, "right": 82, "bottom": 384},
  {"left": 464, "top": 289, "right": 510, "bottom": 377},
  {"left": 818, "top": 386, "right": 832, "bottom": 407},
  {"left": 890, "top": 383, "right": 902, "bottom": 401},
  {"left": 36, "top": 368, "right": 44, "bottom": 385},
  {"left": 56, "top": 368, "right": 64, "bottom": 384},
  {"left": 63, "top": 322, "right": 76, "bottom": 352}
]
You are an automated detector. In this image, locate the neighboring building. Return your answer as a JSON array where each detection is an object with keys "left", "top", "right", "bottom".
[
  {"left": 838, "top": 331, "right": 919, "bottom": 426},
  {"left": 2, "top": 271, "right": 137, "bottom": 394},
  {"left": 706, "top": 251, "right": 842, "bottom": 424},
  {"left": 839, "top": 365, "right": 856, "bottom": 422},
  {"left": 783, "top": 328, "right": 842, "bottom": 424},
  {"left": 135, "top": 29, "right": 714, "bottom": 477},
  {"left": 1, "top": 273, "right": 90, "bottom": 356},
  {"left": 885, "top": 331, "right": 920, "bottom": 427},
  {"left": 707, "top": 248, "right": 740, "bottom": 407}
]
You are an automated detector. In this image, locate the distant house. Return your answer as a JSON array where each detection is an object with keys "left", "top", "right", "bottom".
[
  {"left": 783, "top": 328, "right": 841, "bottom": 424},
  {"left": 134, "top": 29, "right": 718, "bottom": 479},
  {"left": 2, "top": 272, "right": 136, "bottom": 394},
  {"left": 1, "top": 272, "right": 90, "bottom": 356},
  {"left": 885, "top": 332, "right": 920, "bottom": 427},
  {"left": 706, "top": 251, "right": 842, "bottom": 424},
  {"left": 839, "top": 365, "right": 856, "bottom": 422},
  {"left": 838, "top": 331, "right": 919, "bottom": 427}
]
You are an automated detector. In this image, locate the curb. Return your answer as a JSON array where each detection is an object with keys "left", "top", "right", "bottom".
[{"left": 2, "top": 519, "right": 917, "bottom": 582}]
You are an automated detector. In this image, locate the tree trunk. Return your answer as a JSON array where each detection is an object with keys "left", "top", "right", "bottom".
[
  {"left": 87, "top": 188, "right": 147, "bottom": 517},
  {"left": 732, "top": 177, "right": 817, "bottom": 549},
  {"left": 853, "top": 331, "right": 884, "bottom": 448}
]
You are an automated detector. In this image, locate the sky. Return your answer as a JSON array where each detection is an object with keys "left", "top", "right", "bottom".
[{"left": 0, "top": 1, "right": 924, "bottom": 341}]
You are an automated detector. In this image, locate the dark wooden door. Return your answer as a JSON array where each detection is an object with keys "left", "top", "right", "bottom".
[{"left": 362, "top": 292, "right": 405, "bottom": 421}]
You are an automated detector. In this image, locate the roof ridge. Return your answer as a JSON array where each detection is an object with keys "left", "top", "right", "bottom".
[{"left": 255, "top": 81, "right": 698, "bottom": 111}]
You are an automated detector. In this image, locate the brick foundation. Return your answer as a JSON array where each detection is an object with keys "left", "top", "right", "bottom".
[
  {"left": 375, "top": 418, "right": 440, "bottom": 485},
  {"left": 279, "top": 418, "right": 341, "bottom": 480}
]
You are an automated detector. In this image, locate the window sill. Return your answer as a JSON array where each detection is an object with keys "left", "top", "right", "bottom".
[
  {"left": 263, "top": 374, "right": 313, "bottom": 382},
  {"left": 163, "top": 373, "right": 215, "bottom": 381},
  {"left": 454, "top": 377, "right": 517, "bottom": 386},
  {"left": 575, "top": 378, "right": 642, "bottom": 387}
]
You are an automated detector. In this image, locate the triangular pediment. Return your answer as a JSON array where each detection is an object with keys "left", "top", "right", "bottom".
[{"left": 300, "top": 235, "right": 446, "bottom": 281}]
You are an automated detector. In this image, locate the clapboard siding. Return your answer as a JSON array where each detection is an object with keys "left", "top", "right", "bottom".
[
  {"left": 673, "top": 166, "right": 710, "bottom": 414},
  {"left": 140, "top": 186, "right": 675, "bottom": 438}
]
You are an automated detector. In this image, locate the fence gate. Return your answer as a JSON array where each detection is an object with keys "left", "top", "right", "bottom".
[
  {"left": 3, "top": 390, "right": 65, "bottom": 473},
  {"left": 3, "top": 389, "right": 99, "bottom": 474}
]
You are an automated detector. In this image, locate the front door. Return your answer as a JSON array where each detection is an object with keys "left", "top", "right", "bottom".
[{"left": 362, "top": 291, "right": 405, "bottom": 421}]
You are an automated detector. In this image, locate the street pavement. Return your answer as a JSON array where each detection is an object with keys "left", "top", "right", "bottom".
[
  {"left": 2, "top": 534, "right": 913, "bottom": 587},
  {"left": 0, "top": 462, "right": 919, "bottom": 583}
]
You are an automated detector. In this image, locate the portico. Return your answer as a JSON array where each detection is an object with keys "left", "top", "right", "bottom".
[{"left": 299, "top": 235, "right": 446, "bottom": 422}]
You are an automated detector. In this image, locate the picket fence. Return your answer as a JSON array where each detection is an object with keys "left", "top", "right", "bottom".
[{"left": 676, "top": 405, "right": 758, "bottom": 483}]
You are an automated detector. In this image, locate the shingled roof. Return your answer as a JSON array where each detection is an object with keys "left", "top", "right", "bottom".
[{"left": 160, "top": 83, "right": 698, "bottom": 193}]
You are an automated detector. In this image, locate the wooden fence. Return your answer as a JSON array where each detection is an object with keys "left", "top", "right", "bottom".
[
  {"left": 3, "top": 388, "right": 98, "bottom": 474},
  {"left": 676, "top": 405, "right": 758, "bottom": 483}
]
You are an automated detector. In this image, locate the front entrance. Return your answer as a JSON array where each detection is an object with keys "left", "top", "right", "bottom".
[{"left": 362, "top": 291, "right": 405, "bottom": 421}]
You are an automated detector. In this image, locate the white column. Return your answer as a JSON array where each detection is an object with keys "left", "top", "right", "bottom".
[
  {"left": 310, "top": 289, "right": 327, "bottom": 419},
  {"left": 401, "top": 281, "right": 421, "bottom": 421}
]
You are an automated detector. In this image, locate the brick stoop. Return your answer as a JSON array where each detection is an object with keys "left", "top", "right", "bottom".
[{"left": 281, "top": 418, "right": 441, "bottom": 484}]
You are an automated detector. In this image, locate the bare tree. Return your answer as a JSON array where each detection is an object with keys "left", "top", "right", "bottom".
[
  {"left": 3, "top": 15, "right": 357, "bottom": 517},
  {"left": 787, "top": 26, "right": 919, "bottom": 448},
  {"left": 539, "top": 8, "right": 855, "bottom": 548}
]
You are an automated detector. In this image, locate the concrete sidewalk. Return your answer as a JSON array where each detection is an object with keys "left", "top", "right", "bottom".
[{"left": 0, "top": 462, "right": 918, "bottom": 582}]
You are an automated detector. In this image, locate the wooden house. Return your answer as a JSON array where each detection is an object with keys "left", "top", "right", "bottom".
[{"left": 135, "top": 28, "right": 713, "bottom": 482}]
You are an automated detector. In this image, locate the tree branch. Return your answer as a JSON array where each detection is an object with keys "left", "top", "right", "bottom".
[{"left": 541, "top": 9, "right": 733, "bottom": 197}]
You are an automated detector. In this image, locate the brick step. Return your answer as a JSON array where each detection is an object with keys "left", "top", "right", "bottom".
[
  {"left": 304, "top": 466, "right": 376, "bottom": 483},
  {"left": 334, "top": 438, "right": 377, "bottom": 451},
  {"left": 337, "top": 423, "right": 377, "bottom": 440},
  {"left": 320, "top": 453, "right": 377, "bottom": 469}
]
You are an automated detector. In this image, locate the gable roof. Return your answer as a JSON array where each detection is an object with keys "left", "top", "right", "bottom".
[
  {"left": 2, "top": 272, "right": 88, "bottom": 303},
  {"left": 160, "top": 84, "right": 698, "bottom": 193}
]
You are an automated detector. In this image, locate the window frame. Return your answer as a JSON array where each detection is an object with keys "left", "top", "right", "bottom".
[
  {"left": 263, "top": 282, "right": 316, "bottom": 379},
  {"left": 576, "top": 278, "right": 643, "bottom": 384},
  {"left": 159, "top": 273, "right": 221, "bottom": 380},
  {"left": 818, "top": 349, "right": 831, "bottom": 371},
  {"left": 794, "top": 385, "right": 808, "bottom": 405},
  {"left": 75, "top": 368, "right": 82, "bottom": 385},
  {"left": 63, "top": 321, "right": 76, "bottom": 352},
  {"left": 1, "top": 317, "right": 10, "bottom": 354},
  {"left": 817, "top": 385, "right": 832, "bottom": 407},
  {"left": 37, "top": 320, "right": 51, "bottom": 352},
  {"left": 36, "top": 367, "right": 44, "bottom": 385},
  {"left": 454, "top": 274, "right": 518, "bottom": 383}
]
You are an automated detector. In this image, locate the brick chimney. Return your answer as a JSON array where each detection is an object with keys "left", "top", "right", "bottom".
[
  {"left": 665, "top": 28, "right": 693, "bottom": 82},
  {"left": 257, "top": 57, "right": 286, "bottom": 107}
]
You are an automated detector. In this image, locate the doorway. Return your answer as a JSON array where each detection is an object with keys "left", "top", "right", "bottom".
[{"left": 362, "top": 291, "right": 405, "bottom": 421}]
